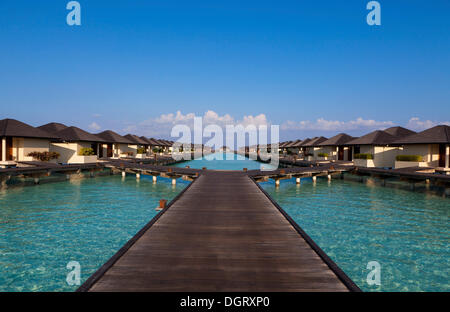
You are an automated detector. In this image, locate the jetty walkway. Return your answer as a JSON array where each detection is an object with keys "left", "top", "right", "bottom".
[{"left": 78, "top": 170, "right": 359, "bottom": 292}]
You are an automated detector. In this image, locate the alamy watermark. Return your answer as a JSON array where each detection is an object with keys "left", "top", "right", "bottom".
[
  {"left": 170, "top": 116, "right": 279, "bottom": 170},
  {"left": 66, "top": 261, "right": 81, "bottom": 286},
  {"left": 66, "top": 1, "right": 81, "bottom": 26},
  {"left": 367, "top": 1, "right": 381, "bottom": 26},
  {"left": 66, "top": 2, "right": 380, "bottom": 27},
  {"left": 366, "top": 261, "right": 381, "bottom": 286}
]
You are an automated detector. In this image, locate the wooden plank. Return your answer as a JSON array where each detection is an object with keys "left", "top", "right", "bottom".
[{"left": 82, "top": 171, "right": 357, "bottom": 292}]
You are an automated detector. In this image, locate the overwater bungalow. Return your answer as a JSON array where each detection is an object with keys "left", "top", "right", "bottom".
[
  {"left": 158, "top": 139, "right": 174, "bottom": 153},
  {"left": 296, "top": 138, "right": 313, "bottom": 158},
  {"left": 95, "top": 130, "right": 134, "bottom": 158},
  {"left": 49, "top": 126, "right": 106, "bottom": 164},
  {"left": 345, "top": 126, "right": 415, "bottom": 168},
  {"left": 284, "top": 140, "right": 302, "bottom": 155},
  {"left": 318, "top": 133, "right": 357, "bottom": 162},
  {"left": 124, "top": 134, "right": 149, "bottom": 158},
  {"left": 0, "top": 118, "right": 58, "bottom": 165},
  {"left": 278, "top": 141, "right": 292, "bottom": 154},
  {"left": 302, "top": 136, "right": 328, "bottom": 161},
  {"left": 146, "top": 138, "right": 166, "bottom": 154},
  {"left": 139, "top": 136, "right": 154, "bottom": 154},
  {"left": 392, "top": 125, "right": 450, "bottom": 170}
]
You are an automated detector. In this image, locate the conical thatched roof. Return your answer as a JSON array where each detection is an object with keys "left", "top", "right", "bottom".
[
  {"left": 55, "top": 127, "right": 106, "bottom": 143},
  {"left": 38, "top": 122, "right": 68, "bottom": 134},
  {"left": 303, "top": 136, "right": 328, "bottom": 147},
  {"left": 124, "top": 134, "right": 148, "bottom": 145},
  {"left": 345, "top": 130, "right": 396, "bottom": 145},
  {"left": 393, "top": 125, "right": 450, "bottom": 144},
  {"left": 0, "top": 119, "right": 59, "bottom": 139},
  {"left": 383, "top": 126, "right": 416, "bottom": 138},
  {"left": 96, "top": 130, "right": 133, "bottom": 144},
  {"left": 318, "top": 133, "right": 356, "bottom": 146}
]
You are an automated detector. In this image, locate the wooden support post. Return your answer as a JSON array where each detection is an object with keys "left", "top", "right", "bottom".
[
  {"left": 156, "top": 199, "right": 167, "bottom": 211},
  {"left": 1, "top": 137, "right": 5, "bottom": 162},
  {"left": 446, "top": 144, "right": 449, "bottom": 169}
]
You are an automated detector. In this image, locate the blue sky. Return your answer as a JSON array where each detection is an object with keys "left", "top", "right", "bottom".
[{"left": 0, "top": 0, "right": 449, "bottom": 140}]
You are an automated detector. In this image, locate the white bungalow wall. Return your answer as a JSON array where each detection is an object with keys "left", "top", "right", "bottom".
[
  {"left": 50, "top": 141, "right": 98, "bottom": 164},
  {"left": 12, "top": 138, "right": 51, "bottom": 161}
]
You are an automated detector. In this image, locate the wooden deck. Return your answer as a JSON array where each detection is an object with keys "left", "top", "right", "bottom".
[{"left": 79, "top": 171, "right": 358, "bottom": 292}]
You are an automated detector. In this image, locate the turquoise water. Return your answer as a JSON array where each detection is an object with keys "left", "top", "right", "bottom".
[
  {"left": 260, "top": 177, "right": 450, "bottom": 292},
  {"left": 1, "top": 152, "right": 448, "bottom": 292},
  {"left": 172, "top": 152, "right": 277, "bottom": 170},
  {"left": 0, "top": 174, "right": 189, "bottom": 292}
]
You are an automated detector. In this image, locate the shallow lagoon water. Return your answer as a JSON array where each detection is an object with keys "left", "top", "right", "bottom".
[
  {"left": 0, "top": 175, "right": 189, "bottom": 291},
  {"left": 1, "top": 153, "right": 448, "bottom": 292},
  {"left": 172, "top": 152, "right": 277, "bottom": 170},
  {"left": 260, "top": 177, "right": 450, "bottom": 292}
]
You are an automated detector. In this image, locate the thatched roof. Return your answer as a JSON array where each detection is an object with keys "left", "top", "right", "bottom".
[
  {"left": 279, "top": 141, "right": 292, "bottom": 148},
  {"left": 303, "top": 136, "right": 327, "bottom": 147},
  {"left": 318, "top": 133, "right": 356, "bottom": 146},
  {"left": 0, "top": 119, "right": 59, "bottom": 139},
  {"left": 292, "top": 140, "right": 306, "bottom": 147},
  {"left": 157, "top": 139, "right": 172, "bottom": 147},
  {"left": 383, "top": 126, "right": 416, "bottom": 138},
  {"left": 298, "top": 138, "right": 313, "bottom": 147},
  {"left": 393, "top": 125, "right": 450, "bottom": 144},
  {"left": 139, "top": 136, "right": 153, "bottom": 145},
  {"left": 147, "top": 138, "right": 164, "bottom": 146},
  {"left": 95, "top": 130, "right": 133, "bottom": 144},
  {"left": 55, "top": 127, "right": 106, "bottom": 143},
  {"left": 38, "top": 122, "right": 68, "bottom": 134},
  {"left": 345, "top": 130, "right": 396, "bottom": 145},
  {"left": 124, "top": 134, "right": 148, "bottom": 145},
  {"left": 285, "top": 140, "right": 302, "bottom": 148}
]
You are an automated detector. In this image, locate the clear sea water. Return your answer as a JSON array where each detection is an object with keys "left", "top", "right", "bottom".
[
  {"left": 172, "top": 152, "right": 277, "bottom": 170},
  {"left": 260, "top": 177, "right": 450, "bottom": 292},
  {"left": 0, "top": 174, "right": 189, "bottom": 291},
  {"left": 1, "top": 153, "right": 448, "bottom": 292}
]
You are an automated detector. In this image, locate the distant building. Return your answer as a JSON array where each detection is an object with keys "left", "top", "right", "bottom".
[
  {"left": 393, "top": 125, "right": 450, "bottom": 169},
  {"left": 0, "top": 119, "right": 58, "bottom": 163}
]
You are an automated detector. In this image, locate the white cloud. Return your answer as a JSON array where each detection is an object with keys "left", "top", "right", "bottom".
[
  {"left": 133, "top": 110, "right": 269, "bottom": 137},
  {"left": 281, "top": 117, "right": 395, "bottom": 131},
  {"left": 406, "top": 117, "right": 450, "bottom": 131},
  {"left": 88, "top": 122, "right": 101, "bottom": 131}
]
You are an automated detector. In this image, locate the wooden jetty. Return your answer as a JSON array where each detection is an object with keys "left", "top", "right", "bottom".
[{"left": 78, "top": 170, "right": 359, "bottom": 292}]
